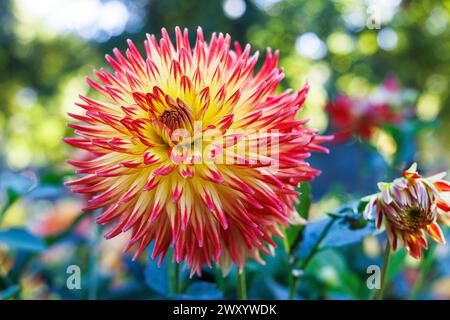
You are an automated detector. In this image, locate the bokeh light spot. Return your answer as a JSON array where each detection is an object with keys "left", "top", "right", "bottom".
[
  {"left": 295, "top": 32, "right": 327, "bottom": 60},
  {"left": 223, "top": 0, "right": 246, "bottom": 20},
  {"left": 377, "top": 28, "right": 398, "bottom": 51}
]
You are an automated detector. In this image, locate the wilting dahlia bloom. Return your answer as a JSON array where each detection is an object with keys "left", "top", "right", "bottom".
[
  {"left": 64, "top": 27, "right": 330, "bottom": 275},
  {"left": 364, "top": 163, "right": 450, "bottom": 259}
]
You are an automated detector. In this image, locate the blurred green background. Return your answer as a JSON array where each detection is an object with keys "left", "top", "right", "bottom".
[{"left": 0, "top": 0, "right": 449, "bottom": 300}]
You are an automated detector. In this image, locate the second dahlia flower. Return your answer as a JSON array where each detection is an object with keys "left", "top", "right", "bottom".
[
  {"left": 326, "top": 95, "right": 401, "bottom": 141},
  {"left": 64, "top": 27, "right": 330, "bottom": 275},
  {"left": 364, "top": 163, "right": 450, "bottom": 259},
  {"left": 326, "top": 77, "right": 409, "bottom": 142}
]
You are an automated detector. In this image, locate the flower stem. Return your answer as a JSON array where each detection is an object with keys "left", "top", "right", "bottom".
[
  {"left": 168, "top": 249, "right": 182, "bottom": 295},
  {"left": 88, "top": 220, "right": 100, "bottom": 300},
  {"left": 174, "top": 262, "right": 182, "bottom": 294},
  {"left": 409, "top": 243, "right": 437, "bottom": 300},
  {"left": 237, "top": 269, "right": 247, "bottom": 300},
  {"left": 375, "top": 242, "right": 391, "bottom": 300},
  {"left": 168, "top": 256, "right": 175, "bottom": 294},
  {"left": 288, "top": 216, "right": 336, "bottom": 300},
  {"left": 288, "top": 269, "right": 302, "bottom": 300}
]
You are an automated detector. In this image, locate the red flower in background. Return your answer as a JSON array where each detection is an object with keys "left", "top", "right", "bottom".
[{"left": 326, "top": 77, "right": 409, "bottom": 142}]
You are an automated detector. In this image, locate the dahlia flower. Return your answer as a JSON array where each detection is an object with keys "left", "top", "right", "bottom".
[
  {"left": 64, "top": 27, "right": 330, "bottom": 275},
  {"left": 326, "top": 77, "right": 407, "bottom": 142},
  {"left": 364, "top": 163, "right": 450, "bottom": 259}
]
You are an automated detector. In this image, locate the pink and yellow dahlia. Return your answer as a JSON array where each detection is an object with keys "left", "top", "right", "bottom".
[
  {"left": 64, "top": 27, "right": 330, "bottom": 275},
  {"left": 364, "top": 163, "right": 450, "bottom": 259}
]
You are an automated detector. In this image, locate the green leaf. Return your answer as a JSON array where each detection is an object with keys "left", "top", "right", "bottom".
[
  {"left": 0, "top": 172, "right": 36, "bottom": 196},
  {"left": 0, "top": 285, "right": 20, "bottom": 300},
  {"left": 295, "top": 182, "right": 311, "bottom": 220},
  {"left": 5, "top": 188, "right": 21, "bottom": 206},
  {"left": 321, "top": 216, "right": 376, "bottom": 249},
  {"left": 297, "top": 201, "right": 378, "bottom": 260},
  {"left": 297, "top": 216, "right": 337, "bottom": 261},
  {"left": 285, "top": 182, "right": 311, "bottom": 251},
  {"left": 0, "top": 188, "right": 21, "bottom": 221},
  {"left": 0, "top": 228, "right": 47, "bottom": 252},
  {"left": 305, "top": 250, "right": 362, "bottom": 298},
  {"left": 0, "top": 172, "right": 37, "bottom": 223}
]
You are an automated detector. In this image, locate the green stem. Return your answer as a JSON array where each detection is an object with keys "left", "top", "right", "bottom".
[
  {"left": 168, "top": 256, "right": 175, "bottom": 294},
  {"left": 237, "top": 269, "right": 247, "bottom": 300},
  {"left": 288, "top": 269, "right": 302, "bottom": 300},
  {"left": 88, "top": 217, "right": 100, "bottom": 300},
  {"left": 288, "top": 229, "right": 304, "bottom": 264},
  {"left": 288, "top": 273, "right": 296, "bottom": 300},
  {"left": 375, "top": 242, "right": 391, "bottom": 300},
  {"left": 283, "top": 234, "right": 290, "bottom": 254},
  {"left": 168, "top": 248, "right": 182, "bottom": 295},
  {"left": 174, "top": 262, "right": 181, "bottom": 294},
  {"left": 167, "top": 248, "right": 183, "bottom": 294},
  {"left": 213, "top": 267, "right": 225, "bottom": 294},
  {"left": 409, "top": 243, "right": 437, "bottom": 300},
  {"left": 288, "top": 216, "right": 337, "bottom": 300}
]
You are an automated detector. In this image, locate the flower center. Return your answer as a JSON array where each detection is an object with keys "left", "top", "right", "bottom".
[
  {"left": 157, "top": 101, "right": 194, "bottom": 133},
  {"left": 401, "top": 206, "right": 429, "bottom": 230},
  {"left": 159, "top": 110, "right": 182, "bottom": 131}
]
